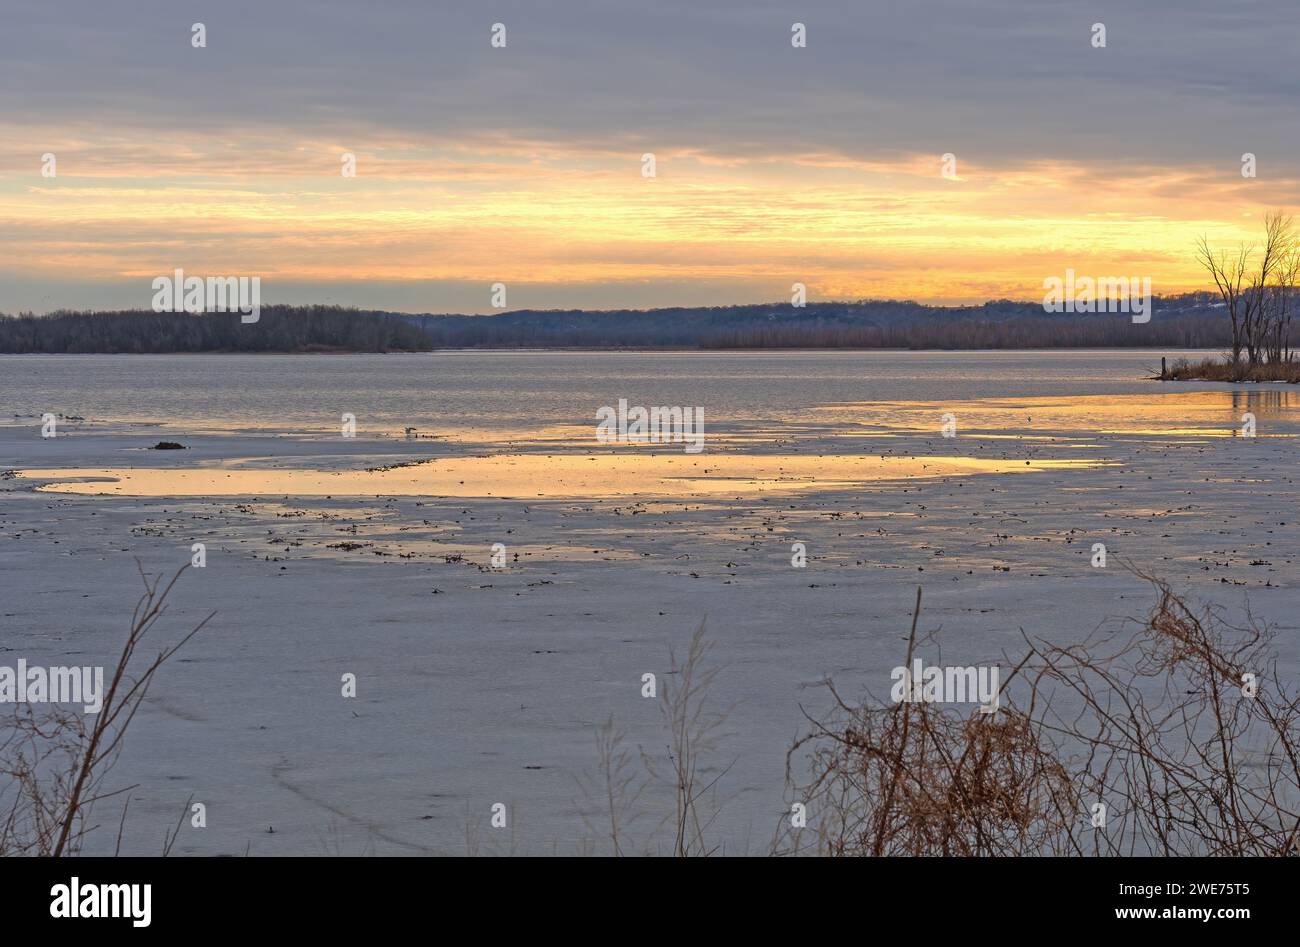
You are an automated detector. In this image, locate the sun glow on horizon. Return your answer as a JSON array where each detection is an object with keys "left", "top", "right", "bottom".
[{"left": 2, "top": 127, "right": 1293, "bottom": 312}]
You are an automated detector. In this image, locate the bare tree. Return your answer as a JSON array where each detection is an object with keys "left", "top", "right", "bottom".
[
  {"left": 1269, "top": 243, "right": 1300, "bottom": 363},
  {"left": 1199, "top": 211, "right": 1295, "bottom": 367},
  {"left": 1197, "top": 236, "right": 1250, "bottom": 364},
  {"left": 1243, "top": 212, "right": 1293, "bottom": 365}
]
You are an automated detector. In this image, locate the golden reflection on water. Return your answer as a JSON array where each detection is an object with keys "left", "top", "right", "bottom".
[
  {"left": 17, "top": 391, "right": 1296, "bottom": 499},
  {"left": 816, "top": 390, "right": 1300, "bottom": 434},
  {"left": 20, "top": 451, "right": 1104, "bottom": 499}
]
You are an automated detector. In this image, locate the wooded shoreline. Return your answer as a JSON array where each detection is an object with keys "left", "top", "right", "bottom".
[{"left": 0, "top": 297, "right": 1233, "bottom": 354}]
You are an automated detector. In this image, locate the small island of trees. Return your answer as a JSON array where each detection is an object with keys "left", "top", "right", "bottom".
[{"left": 1176, "top": 211, "right": 1300, "bottom": 382}]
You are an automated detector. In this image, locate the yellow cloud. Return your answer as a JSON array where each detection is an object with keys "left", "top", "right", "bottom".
[{"left": 2, "top": 124, "right": 1293, "bottom": 305}]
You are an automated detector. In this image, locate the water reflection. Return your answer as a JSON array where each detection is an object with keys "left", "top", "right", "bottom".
[{"left": 19, "top": 452, "right": 1105, "bottom": 499}]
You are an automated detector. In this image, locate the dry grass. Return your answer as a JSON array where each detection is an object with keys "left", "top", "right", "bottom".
[
  {"left": 579, "top": 621, "right": 734, "bottom": 856},
  {"left": 576, "top": 716, "right": 646, "bottom": 857},
  {"left": 1164, "top": 355, "right": 1300, "bottom": 382},
  {"left": 779, "top": 576, "right": 1300, "bottom": 856}
]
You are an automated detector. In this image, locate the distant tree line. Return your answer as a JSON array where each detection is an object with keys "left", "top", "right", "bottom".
[
  {"left": 408, "top": 296, "right": 1229, "bottom": 349},
  {"left": 1, "top": 295, "right": 1230, "bottom": 352},
  {"left": 699, "top": 313, "right": 1227, "bottom": 349},
  {"left": 0, "top": 306, "right": 432, "bottom": 353}
]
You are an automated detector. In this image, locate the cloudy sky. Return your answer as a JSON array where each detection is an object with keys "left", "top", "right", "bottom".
[{"left": 3, "top": 0, "right": 1299, "bottom": 313}]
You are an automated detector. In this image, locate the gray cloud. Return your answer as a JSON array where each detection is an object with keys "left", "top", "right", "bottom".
[{"left": 3, "top": 0, "right": 1299, "bottom": 167}]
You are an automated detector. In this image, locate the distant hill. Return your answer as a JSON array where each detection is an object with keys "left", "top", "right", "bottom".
[
  {"left": 404, "top": 293, "right": 1228, "bottom": 348},
  {"left": 0, "top": 295, "right": 1229, "bottom": 353}
]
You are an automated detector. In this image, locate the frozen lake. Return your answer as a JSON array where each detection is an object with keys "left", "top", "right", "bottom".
[{"left": 1, "top": 350, "right": 1297, "bottom": 855}]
